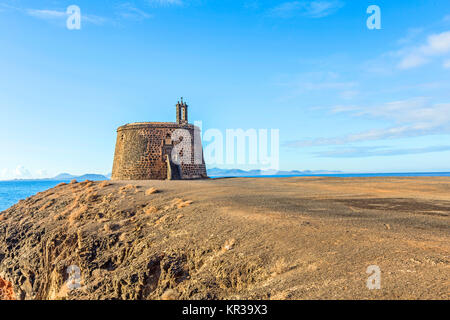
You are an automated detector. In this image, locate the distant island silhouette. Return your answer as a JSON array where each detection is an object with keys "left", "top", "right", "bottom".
[{"left": 207, "top": 168, "right": 342, "bottom": 177}]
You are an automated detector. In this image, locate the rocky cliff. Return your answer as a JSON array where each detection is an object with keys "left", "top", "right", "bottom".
[
  {"left": 0, "top": 177, "right": 449, "bottom": 300},
  {"left": 0, "top": 180, "right": 267, "bottom": 300}
]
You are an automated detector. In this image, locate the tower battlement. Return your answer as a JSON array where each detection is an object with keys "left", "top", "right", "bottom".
[{"left": 176, "top": 97, "right": 188, "bottom": 125}]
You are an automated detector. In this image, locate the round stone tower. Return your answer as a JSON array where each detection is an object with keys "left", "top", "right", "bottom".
[{"left": 111, "top": 98, "right": 208, "bottom": 180}]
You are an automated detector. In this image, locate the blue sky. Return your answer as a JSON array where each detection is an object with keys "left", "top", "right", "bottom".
[{"left": 0, "top": 0, "right": 450, "bottom": 178}]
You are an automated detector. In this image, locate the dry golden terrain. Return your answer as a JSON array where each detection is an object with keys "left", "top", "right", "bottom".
[{"left": 0, "top": 177, "right": 449, "bottom": 300}]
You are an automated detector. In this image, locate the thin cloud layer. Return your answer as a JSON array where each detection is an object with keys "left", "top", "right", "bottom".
[
  {"left": 147, "top": 0, "right": 183, "bottom": 6},
  {"left": 269, "top": 1, "right": 344, "bottom": 18},
  {"left": 8, "top": 5, "right": 108, "bottom": 26},
  {"left": 275, "top": 71, "right": 359, "bottom": 102},
  {"left": 116, "top": 3, "right": 153, "bottom": 20},
  {"left": 365, "top": 27, "right": 450, "bottom": 74},
  {"left": 0, "top": 166, "right": 50, "bottom": 180},
  {"left": 0, "top": 2, "right": 155, "bottom": 26},
  {"left": 285, "top": 98, "right": 450, "bottom": 147},
  {"left": 315, "top": 145, "right": 450, "bottom": 158},
  {"left": 444, "top": 59, "right": 450, "bottom": 68},
  {"left": 26, "top": 9, "right": 66, "bottom": 19},
  {"left": 397, "top": 31, "right": 450, "bottom": 69}
]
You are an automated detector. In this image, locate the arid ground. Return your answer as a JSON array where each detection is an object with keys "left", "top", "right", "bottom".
[{"left": 0, "top": 177, "right": 449, "bottom": 300}]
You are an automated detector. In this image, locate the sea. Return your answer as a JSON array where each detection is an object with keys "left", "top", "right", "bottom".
[
  {"left": 1, "top": 172, "right": 450, "bottom": 212},
  {"left": 0, "top": 180, "right": 69, "bottom": 212}
]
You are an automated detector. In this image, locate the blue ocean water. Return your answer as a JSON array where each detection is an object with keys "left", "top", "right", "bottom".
[
  {"left": 1, "top": 173, "right": 449, "bottom": 212},
  {"left": 0, "top": 180, "right": 69, "bottom": 212},
  {"left": 210, "top": 172, "right": 450, "bottom": 179}
]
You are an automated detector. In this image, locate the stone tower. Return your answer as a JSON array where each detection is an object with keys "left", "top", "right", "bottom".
[{"left": 111, "top": 98, "right": 208, "bottom": 180}]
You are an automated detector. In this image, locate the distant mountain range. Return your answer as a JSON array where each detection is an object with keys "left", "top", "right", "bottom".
[
  {"left": 6, "top": 169, "right": 343, "bottom": 181},
  {"left": 54, "top": 169, "right": 343, "bottom": 180},
  {"left": 207, "top": 168, "right": 342, "bottom": 177}
]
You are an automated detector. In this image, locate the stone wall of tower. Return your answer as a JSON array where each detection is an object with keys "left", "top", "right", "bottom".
[{"left": 111, "top": 122, "right": 208, "bottom": 180}]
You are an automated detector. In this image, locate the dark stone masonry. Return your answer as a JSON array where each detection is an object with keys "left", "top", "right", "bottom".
[{"left": 111, "top": 98, "right": 208, "bottom": 180}]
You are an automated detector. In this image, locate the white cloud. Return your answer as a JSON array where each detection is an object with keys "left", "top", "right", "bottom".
[
  {"left": 25, "top": 9, "right": 65, "bottom": 19},
  {"left": 397, "top": 28, "right": 424, "bottom": 45},
  {"left": 14, "top": 165, "right": 32, "bottom": 179},
  {"left": 329, "top": 105, "right": 360, "bottom": 113},
  {"left": 315, "top": 145, "right": 450, "bottom": 158},
  {"left": 398, "top": 31, "right": 450, "bottom": 69},
  {"left": 14, "top": 4, "right": 154, "bottom": 25},
  {"left": 269, "top": 1, "right": 344, "bottom": 18},
  {"left": 35, "top": 169, "right": 49, "bottom": 178},
  {"left": 275, "top": 71, "right": 358, "bottom": 102},
  {"left": 339, "top": 90, "right": 359, "bottom": 100},
  {"left": 0, "top": 168, "right": 9, "bottom": 179},
  {"left": 277, "top": 71, "right": 357, "bottom": 92},
  {"left": 285, "top": 98, "right": 450, "bottom": 147},
  {"left": 444, "top": 59, "right": 450, "bottom": 69},
  {"left": 303, "top": 81, "right": 357, "bottom": 91},
  {"left": 83, "top": 15, "right": 108, "bottom": 25},
  {"left": 116, "top": 3, "right": 153, "bottom": 20},
  {"left": 362, "top": 57, "right": 394, "bottom": 75},
  {"left": 147, "top": 0, "right": 183, "bottom": 6},
  {"left": 0, "top": 166, "right": 52, "bottom": 180},
  {"left": 398, "top": 54, "right": 429, "bottom": 69},
  {"left": 368, "top": 29, "right": 450, "bottom": 74},
  {"left": 0, "top": 5, "right": 107, "bottom": 26}
]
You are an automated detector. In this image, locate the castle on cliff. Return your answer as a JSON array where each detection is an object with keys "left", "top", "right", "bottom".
[{"left": 111, "top": 98, "right": 208, "bottom": 180}]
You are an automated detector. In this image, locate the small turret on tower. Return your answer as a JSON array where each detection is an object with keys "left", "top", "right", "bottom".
[{"left": 176, "top": 97, "right": 188, "bottom": 125}]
